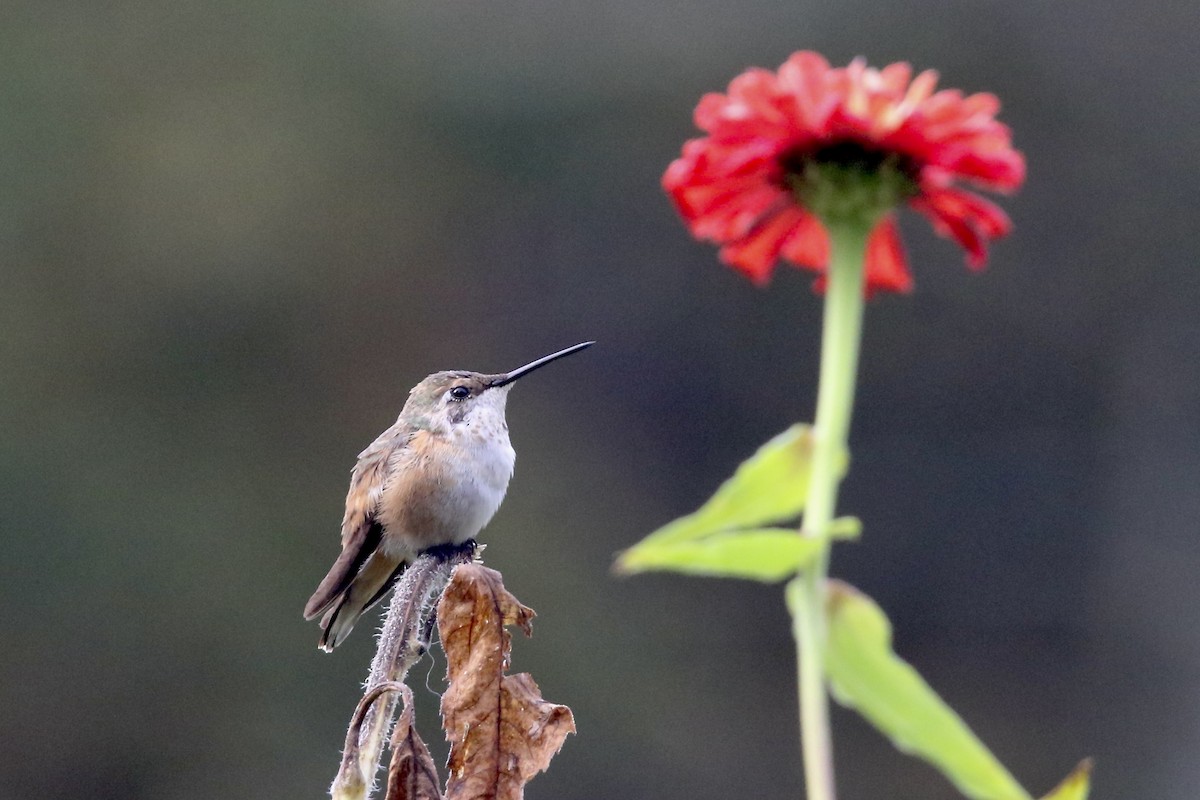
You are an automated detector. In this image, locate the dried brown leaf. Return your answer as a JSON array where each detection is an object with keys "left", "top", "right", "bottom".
[
  {"left": 438, "top": 564, "right": 575, "bottom": 800},
  {"left": 385, "top": 684, "right": 444, "bottom": 800}
]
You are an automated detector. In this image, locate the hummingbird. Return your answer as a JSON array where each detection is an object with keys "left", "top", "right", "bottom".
[{"left": 304, "top": 341, "right": 594, "bottom": 651}]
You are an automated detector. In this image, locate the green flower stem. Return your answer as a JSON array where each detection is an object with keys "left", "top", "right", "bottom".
[{"left": 794, "top": 219, "right": 871, "bottom": 800}]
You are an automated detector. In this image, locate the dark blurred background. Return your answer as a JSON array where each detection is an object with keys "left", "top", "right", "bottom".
[{"left": 3, "top": 1, "right": 1199, "bottom": 797}]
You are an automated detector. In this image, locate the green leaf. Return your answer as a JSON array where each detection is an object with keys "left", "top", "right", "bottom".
[
  {"left": 635, "top": 425, "right": 819, "bottom": 548},
  {"left": 1040, "top": 760, "right": 1092, "bottom": 800},
  {"left": 811, "top": 579, "right": 1033, "bottom": 800},
  {"left": 616, "top": 529, "right": 821, "bottom": 582},
  {"left": 829, "top": 516, "right": 862, "bottom": 541}
]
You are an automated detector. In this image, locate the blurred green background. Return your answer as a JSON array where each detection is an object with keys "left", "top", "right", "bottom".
[{"left": 4, "top": 1, "right": 1199, "bottom": 797}]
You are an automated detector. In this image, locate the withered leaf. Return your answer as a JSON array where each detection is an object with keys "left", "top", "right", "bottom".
[
  {"left": 438, "top": 564, "right": 575, "bottom": 800},
  {"left": 385, "top": 684, "right": 444, "bottom": 800}
]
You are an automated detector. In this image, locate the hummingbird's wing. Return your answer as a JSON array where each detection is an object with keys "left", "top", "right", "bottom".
[{"left": 303, "top": 428, "right": 409, "bottom": 622}]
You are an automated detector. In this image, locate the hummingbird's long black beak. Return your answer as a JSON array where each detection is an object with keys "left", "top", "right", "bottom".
[{"left": 488, "top": 341, "right": 595, "bottom": 388}]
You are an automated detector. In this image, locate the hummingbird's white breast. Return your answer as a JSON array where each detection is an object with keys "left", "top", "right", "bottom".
[
  {"left": 446, "top": 387, "right": 516, "bottom": 542},
  {"left": 446, "top": 419, "right": 515, "bottom": 542}
]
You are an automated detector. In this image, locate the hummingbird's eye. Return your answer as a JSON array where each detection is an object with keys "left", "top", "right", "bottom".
[{"left": 449, "top": 385, "right": 471, "bottom": 400}]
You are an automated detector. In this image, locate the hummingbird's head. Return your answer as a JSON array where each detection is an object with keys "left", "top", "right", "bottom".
[
  {"left": 401, "top": 341, "right": 595, "bottom": 432},
  {"left": 404, "top": 371, "right": 508, "bottom": 431}
]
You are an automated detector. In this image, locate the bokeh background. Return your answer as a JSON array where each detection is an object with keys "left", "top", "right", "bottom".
[{"left": 4, "top": 1, "right": 1199, "bottom": 797}]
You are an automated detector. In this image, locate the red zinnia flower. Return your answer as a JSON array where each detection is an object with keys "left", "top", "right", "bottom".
[{"left": 663, "top": 52, "right": 1025, "bottom": 292}]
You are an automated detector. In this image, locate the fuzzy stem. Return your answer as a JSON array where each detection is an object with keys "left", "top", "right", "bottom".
[
  {"left": 330, "top": 543, "right": 476, "bottom": 800},
  {"left": 793, "top": 220, "right": 871, "bottom": 800}
]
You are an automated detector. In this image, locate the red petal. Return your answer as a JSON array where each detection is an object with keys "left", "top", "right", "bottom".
[
  {"left": 696, "top": 88, "right": 791, "bottom": 142},
  {"left": 864, "top": 215, "right": 914, "bottom": 293},
  {"left": 779, "top": 212, "right": 830, "bottom": 271},
  {"left": 690, "top": 186, "right": 786, "bottom": 240},
  {"left": 667, "top": 171, "right": 766, "bottom": 220},
  {"left": 924, "top": 186, "right": 1012, "bottom": 237},
  {"left": 911, "top": 189, "right": 1004, "bottom": 270},
  {"left": 877, "top": 62, "right": 914, "bottom": 95},
  {"left": 951, "top": 147, "right": 1026, "bottom": 192},
  {"left": 717, "top": 206, "right": 806, "bottom": 284},
  {"left": 776, "top": 51, "right": 837, "bottom": 132},
  {"left": 962, "top": 91, "right": 1001, "bottom": 117}
]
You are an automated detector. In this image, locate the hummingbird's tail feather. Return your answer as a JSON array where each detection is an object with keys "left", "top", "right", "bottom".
[
  {"left": 362, "top": 560, "right": 409, "bottom": 610},
  {"left": 304, "top": 520, "right": 384, "bottom": 620},
  {"left": 317, "top": 552, "right": 408, "bottom": 651}
]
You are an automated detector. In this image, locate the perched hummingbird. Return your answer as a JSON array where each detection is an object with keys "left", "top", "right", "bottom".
[{"left": 304, "top": 341, "right": 594, "bottom": 651}]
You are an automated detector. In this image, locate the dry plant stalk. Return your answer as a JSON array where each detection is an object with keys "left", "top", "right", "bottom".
[{"left": 332, "top": 543, "right": 477, "bottom": 800}]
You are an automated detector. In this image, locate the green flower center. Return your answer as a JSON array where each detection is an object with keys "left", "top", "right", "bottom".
[{"left": 781, "top": 142, "right": 919, "bottom": 228}]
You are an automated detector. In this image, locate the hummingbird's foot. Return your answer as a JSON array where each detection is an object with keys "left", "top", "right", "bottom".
[{"left": 421, "top": 539, "right": 479, "bottom": 563}]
